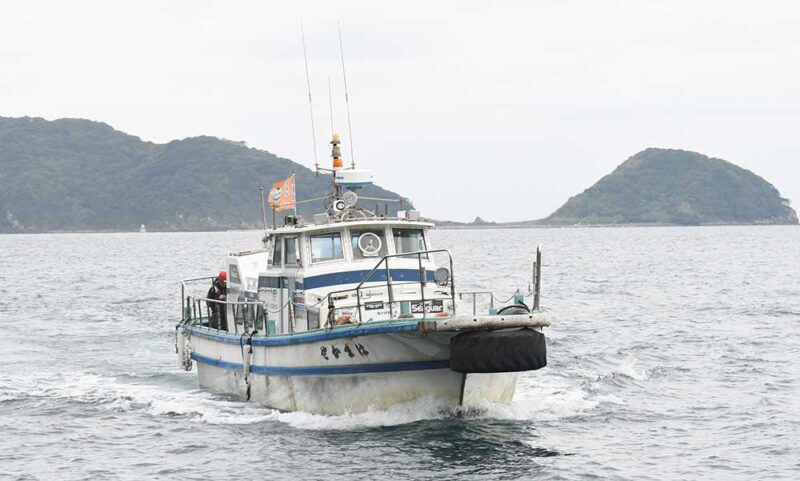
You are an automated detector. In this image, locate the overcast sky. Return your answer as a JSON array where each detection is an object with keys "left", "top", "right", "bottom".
[{"left": 2, "top": 0, "right": 798, "bottom": 222}]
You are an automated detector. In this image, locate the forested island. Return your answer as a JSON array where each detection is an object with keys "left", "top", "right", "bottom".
[
  {"left": 0, "top": 117, "right": 407, "bottom": 233},
  {"left": 541, "top": 148, "right": 797, "bottom": 226},
  {"left": 1, "top": 117, "right": 796, "bottom": 233}
]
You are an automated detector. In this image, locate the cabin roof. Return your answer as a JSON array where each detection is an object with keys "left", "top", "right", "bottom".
[{"left": 264, "top": 217, "right": 434, "bottom": 237}]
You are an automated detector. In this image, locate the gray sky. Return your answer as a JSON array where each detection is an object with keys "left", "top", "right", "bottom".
[{"left": 2, "top": 0, "right": 798, "bottom": 222}]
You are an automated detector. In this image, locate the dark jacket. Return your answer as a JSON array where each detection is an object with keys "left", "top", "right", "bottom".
[
  {"left": 209, "top": 278, "right": 227, "bottom": 299},
  {"left": 206, "top": 278, "right": 228, "bottom": 329}
]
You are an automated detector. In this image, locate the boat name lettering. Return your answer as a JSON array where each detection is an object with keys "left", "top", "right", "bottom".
[{"left": 320, "top": 343, "right": 371, "bottom": 360}]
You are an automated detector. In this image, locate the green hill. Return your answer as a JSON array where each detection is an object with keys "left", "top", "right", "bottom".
[
  {"left": 545, "top": 148, "right": 798, "bottom": 226},
  {"left": 0, "top": 116, "right": 409, "bottom": 233}
]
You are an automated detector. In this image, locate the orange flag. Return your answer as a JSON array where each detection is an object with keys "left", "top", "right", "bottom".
[{"left": 268, "top": 175, "right": 296, "bottom": 212}]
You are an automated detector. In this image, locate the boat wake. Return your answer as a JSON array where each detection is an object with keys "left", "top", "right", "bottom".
[{"left": 0, "top": 353, "right": 646, "bottom": 431}]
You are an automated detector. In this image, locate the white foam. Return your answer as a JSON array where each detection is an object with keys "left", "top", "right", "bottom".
[
  {"left": 480, "top": 386, "right": 600, "bottom": 422},
  {"left": 594, "top": 393, "right": 627, "bottom": 405},
  {"left": 614, "top": 355, "right": 649, "bottom": 381},
  {"left": 266, "top": 396, "right": 452, "bottom": 430},
  {"left": 0, "top": 371, "right": 268, "bottom": 424},
  {"left": 0, "top": 369, "right": 626, "bottom": 429},
  {"left": 473, "top": 367, "right": 636, "bottom": 423}
]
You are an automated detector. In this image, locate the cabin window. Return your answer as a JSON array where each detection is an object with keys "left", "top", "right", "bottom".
[
  {"left": 272, "top": 236, "right": 283, "bottom": 266},
  {"left": 228, "top": 264, "right": 241, "bottom": 284},
  {"left": 350, "top": 229, "right": 388, "bottom": 260},
  {"left": 393, "top": 229, "right": 427, "bottom": 258},
  {"left": 310, "top": 232, "right": 344, "bottom": 263},
  {"left": 285, "top": 236, "right": 300, "bottom": 266}
]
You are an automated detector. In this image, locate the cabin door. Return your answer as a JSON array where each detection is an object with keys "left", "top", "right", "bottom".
[
  {"left": 269, "top": 276, "right": 292, "bottom": 334},
  {"left": 259, "top": 276, "right": 282, "bottom": 335},
  {"left": 281, "top": 276, "right": 307, "bottom": 333},
  {"left": 280, "top": 276, "right": 290, "bottom": 334}
]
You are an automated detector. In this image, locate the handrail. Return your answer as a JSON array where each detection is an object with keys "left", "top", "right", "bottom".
[
  {"left": 180, "top": 276, "right": 215, "bottom": 319},
  {"left": 329, "top": 248, "right": 452, "bottom": 301},
  {"left": 459, "top": 291, "right": 495, "bottom": 315},
  {"left": 459, "top": 246, "right": 542, "bottom": 315},
  {"left": 195, "top": 297, "right": 266, "bottom": 307},
  {"left": 323, "top": 248, "right": 456, "bottom": 326},
  {"left": 178, "top": 246, "right": 543, "bottom": 331},
  {"left": 183, "top": 294, "right": 271, "bottom": 335},
  {"left": 181, "top": 276, "right": 216, "bottom": 285}
]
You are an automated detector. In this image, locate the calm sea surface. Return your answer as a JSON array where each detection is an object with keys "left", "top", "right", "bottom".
[{"left": 1, "top": 226, "right": 799, "bottom": 480}]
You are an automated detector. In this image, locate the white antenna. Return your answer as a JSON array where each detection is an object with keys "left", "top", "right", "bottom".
[
  {"left": 301, "top": 21, "right": 319, "bottom": 171},
  {"left": 337, "top": 21, "right": 355, "bottom": 168},
  {"left": 328, "top": 76, "right": 334, "bottom": 137}
]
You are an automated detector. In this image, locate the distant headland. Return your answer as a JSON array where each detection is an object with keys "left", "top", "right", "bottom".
[
  {"left": 0, "top": 116, "right": 408, "bottom": 233},
  {"left": 0, "top": 116, "right": 796, "bottom": 233}
]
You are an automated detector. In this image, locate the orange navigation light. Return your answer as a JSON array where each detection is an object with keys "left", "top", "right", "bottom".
[{"left": 330, "top": 133, "right": 343, "bottom": 169}]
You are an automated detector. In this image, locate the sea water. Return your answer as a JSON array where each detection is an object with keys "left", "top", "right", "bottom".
[{"left": 0, "top": 226, "right": 798, "bottom": 480}]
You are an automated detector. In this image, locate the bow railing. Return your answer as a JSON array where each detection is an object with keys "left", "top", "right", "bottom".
[{"left": 321, "top": 248, "right": 456, "bottom": 327}]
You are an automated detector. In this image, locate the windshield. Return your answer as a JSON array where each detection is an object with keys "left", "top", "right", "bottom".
[
  {"left": 271, "top": 236, "right": 283, "bottom": 266},
  {"left": 285, "top": 236, "right": 299, "bottom": 266},
  {"left": 310, "top": 232, "right": 344, "bottom": 263},
  {"left": 393, "top": 228, "right": 427, "bottom": 258}
]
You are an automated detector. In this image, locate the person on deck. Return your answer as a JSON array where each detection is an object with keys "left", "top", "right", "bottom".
[{"left": 206, "top": 271, "right": 227, "bottom": 330}]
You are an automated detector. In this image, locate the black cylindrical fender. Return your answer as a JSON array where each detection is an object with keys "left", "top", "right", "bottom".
[{"left": 449, "top": 328, "right": 547, "bottom": 373}]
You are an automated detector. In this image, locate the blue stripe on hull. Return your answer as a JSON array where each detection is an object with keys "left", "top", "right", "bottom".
[
  {"left": 191, "top": 352, "right": 450, "bottom": 376},
  {"left": 186, "top": 319, "right": 423, "bottom": 346},
  {"left": 303, "top": 268, "right": 434, "bottom": 290}
]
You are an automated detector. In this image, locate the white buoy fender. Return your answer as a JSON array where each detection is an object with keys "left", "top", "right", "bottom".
[
  {"left": 183, "top": 334, "right": 193, "bottom": 371},
  {"left": 242, "top": 344, "right": 251, "bottom": 380},
  {"left": 176, "top": 328, "right": 186, "bottom": 369},
  {"left": 177, "top": 328, "right": 193, "bottom": 371},
  {"left": 241, "top": 343, "right": 253, "bottom": 400}
]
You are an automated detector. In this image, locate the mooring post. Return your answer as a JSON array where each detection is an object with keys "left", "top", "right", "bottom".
[{"left": 533, "top": 245, "right": 542, "bottom": 311}]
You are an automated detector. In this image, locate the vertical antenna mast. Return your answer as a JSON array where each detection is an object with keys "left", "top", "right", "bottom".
[
  {"left": 337, "top": 21, "right": 355, "bottom": 168},
  {"left": 328, "top": 76, "right": 334, "bottom": 137},
  {"left": 301, "top": 21, "right": 319, "bottom": 171}
]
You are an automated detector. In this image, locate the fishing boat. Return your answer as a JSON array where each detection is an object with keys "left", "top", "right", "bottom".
[{"left": 175, "top": 134, "right": 551, "bottom": 415}]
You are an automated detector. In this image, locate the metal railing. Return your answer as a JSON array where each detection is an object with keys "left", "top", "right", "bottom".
[
  {"left": 178, "top": 245, "right": 543, "bottom": 332},
  {"left": 181, "top": 276, "right": 214, "bottom": 319},
  {"left": 459, "top": 291, "right": 496, "bottom": 315},
  {"left": 181, "top": 277, "right": 270, "bottom": 334},
  {"left": 458, "top": 246, "right": 543, "bottom": 315},
  {"left": 182, "top": 296, "right": 269, "bottom": 334},
  {"left": 323, "top": 249, "right": 456, "bottom": 327},
  {"left": 533, "top": 245, "right": 542, "bottom": 310}
]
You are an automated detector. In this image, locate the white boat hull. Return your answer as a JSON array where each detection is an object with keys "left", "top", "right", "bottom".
[
  {"left": 196, "top": 364, "right": 518, "bottom": 414},
  {"left": 183, "top": 322, "right": 522, "bottom": 414}
]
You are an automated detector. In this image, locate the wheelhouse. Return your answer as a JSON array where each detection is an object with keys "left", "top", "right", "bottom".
[{"left": 210, "top": 217, "right": 457, "bottom": 338}]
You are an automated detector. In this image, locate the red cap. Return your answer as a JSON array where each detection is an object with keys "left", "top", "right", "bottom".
[{"left": 218, "top": 271, "right": 227, "bottom": 282}]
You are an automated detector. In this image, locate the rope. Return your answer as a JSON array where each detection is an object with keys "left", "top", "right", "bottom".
[
  {"left": 462, "top": 290, "right": 536, "bottom": 305},
  {"left": 491, "top": 293, "right": 518, "bottom": 304}
]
